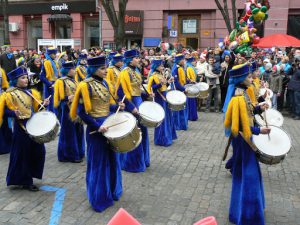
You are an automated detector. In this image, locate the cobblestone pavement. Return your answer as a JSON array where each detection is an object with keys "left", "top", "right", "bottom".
[{"left": 0, "top": 112, "right": 299, "bottom": 225}]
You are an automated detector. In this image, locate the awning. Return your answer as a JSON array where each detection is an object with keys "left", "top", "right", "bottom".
[
  {"left": 143, "top": 38, "right": 161, "bottom": 47},
  {"left": 47, "top": 14, "right": 72, "bottom": 22}
]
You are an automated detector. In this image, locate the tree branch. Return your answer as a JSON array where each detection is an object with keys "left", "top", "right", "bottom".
[
  {"left": 215, "top": 0, "right": 232, "bottom": 33},
  {"left": 223, "top": 0, "right": 232, "bottom": 32},
  {"left": 100, "top": 0, "right": 118, "bottom": 28},
  {"left": 231, "top": 0, "right": 237, "bottom": 27}
]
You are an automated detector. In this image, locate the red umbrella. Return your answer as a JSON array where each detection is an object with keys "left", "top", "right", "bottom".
[{"left": 253, "top": 34, "right": 300, "bottom": 48}]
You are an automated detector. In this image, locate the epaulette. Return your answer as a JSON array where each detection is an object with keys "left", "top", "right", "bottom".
[
  {"left": 83, "top": 77, "right": 94, "bottom": 83},
  {"left": 6, "top": 87, "right": 17, "bottom": 93}
]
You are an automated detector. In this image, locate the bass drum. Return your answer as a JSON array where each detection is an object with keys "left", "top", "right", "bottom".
[
  {"left": 103, "top": 112, "right": 141, "bottom": 153},
  {"left": 166, "top": 90, "right": 186, "bottom": 111},
  {"left": 252, "top": 125, "right": 291, "bottom": 165},
  {"left": 26, "top": 111, "right": 60, "bottom": 144},
  {"left": 139, "top": 101, "right": 165, "bottom": 128},
  {"left": 195, "top": 82, "right": 209, "bottom": 99},
  {"left": 254, "top": 108, "right": 284, "bottom": 127}
]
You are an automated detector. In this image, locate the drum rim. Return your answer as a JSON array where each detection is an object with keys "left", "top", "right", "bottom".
[
  {"left": 139, "top": 101, "right": 166, "bottom": 123},
  {"left": 26, "top": 111, "right": 59, "bottom": 136},
  {"left": 166, "top": 90, "right": 187, "bottom": 105},
  {"left": 254, "top": 109, "right": 284, "bottom": 127}
]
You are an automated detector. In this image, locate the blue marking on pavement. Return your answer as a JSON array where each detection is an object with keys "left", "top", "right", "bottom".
[{"left": 40, "top": 185, "right": 67, "bottom": 225}]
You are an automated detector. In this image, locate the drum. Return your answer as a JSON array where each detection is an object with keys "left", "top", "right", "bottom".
[
  {"left": 252, "top": 125, "right": 291, "bottom": 165},
  {"left": 259, "top": 88, "right": 273, "bottom": 98},
  {"left": 139, "top": 101, "right": 165, "bottom": 127},
  {"left": 195, "top": 82, "right": 209, "bottom": 99},
  {"left": 184, "top": 84, "right": 200, "bottom": 98},
  {"left": 103, "top": 112, "right": 142, "bottom": 153},
  {"left": 254, "top": 109, "right": 284, "bottom": 127},
  {"left": 166, "top": 90, "right": 186, "bottom": 111},
  {"left": 26, "top": 111, "right": 60, "bottom": 144}
]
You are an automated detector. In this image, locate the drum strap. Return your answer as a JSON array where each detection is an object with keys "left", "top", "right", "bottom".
[
  {"left": 157, "top": 91, "right": 167, "bottom": 102},
  {"left": 222, "top": 134, "right": 233, "bottom": 161}
]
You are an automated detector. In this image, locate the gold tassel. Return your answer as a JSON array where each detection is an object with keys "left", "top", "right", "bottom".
[
  {"left": 44, "top": 60, "right": 54, "bottom": 81},
  {"left": 187, "top": 67, "right": 196, "bottom": 82},
  {"left": 238, "top": 96, "right": 252, "bottom": 141},
  {"left": 0, "top": 94, "right": 6, "bottom": 126},
  {"left": 70, "top": 82, "right": 91, "bottom": 121},
  {"left": 231, "top": 97, "right": 240, "bottom": 137},
  {"left": 32, "top": 89, "right": 42, "bottom": 112},
  {"left": 106, "top": 68, "right": 114, "bottom": 86},
  {"left": 178, "top": 67, "right": 186, "bottom": 86},
  {"left": 54, "top": 79, "right": 65, "bottom": 108},
  {"left": 117, "top": 70, "right": 132, "bottom": 101},
  {"left": 224, "top": 98, "right": 234, "bottom": 129},
  {"left": 75, "top": 67, "right": 86, "bottom": 83},
  {"left": 1, "top": 69, "right": 9, "bottom": 89},
  {"left": 246, "top": 85, "right": 258, "bottom": 105}
]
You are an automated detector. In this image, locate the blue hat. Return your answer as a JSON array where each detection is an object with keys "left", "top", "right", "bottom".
[
  {"left": 108, "top": 52, "right": 117, "bottom": 59},
  {"left": 7, "top": 66, "right": 28, "bottom": 80},
  {"left": 222, "top": 50, "right": 231, "bottom": 60},
  {"left": 78, "top": 54, "right": 87, "bottom": 60},
  {"left": 151, "top": 59, "right": 163, "bottom": 66},
  {"left": 186, "top": 57, "right": 195, "bottom": 63},
  {"left": 87, "top": 56, "right": 107, "bottom": 67},
  {"left": 46, "top": 47, "right": 57, "bottom": 55},
  {"left": 229, "top": 63, "right": 250, "bottom": 79},
  {"left": 124, "top": 49, "right": 140, "bottom": 59},
  {"left": 112, "top": 54, "right": 124, "bottom": 62},
  {"left": 175, "top": 54, "right": 185, "bottom": 63},
  {"left": 62, "top": 61, "right": 75, "bottom": 69},
  {"left": 250, "top": 61, "right": 258, "bottom": 73}
]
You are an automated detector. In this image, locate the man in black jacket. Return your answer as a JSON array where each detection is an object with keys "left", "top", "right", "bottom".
[
  {"left": 288, "top": 56, "right": 300, "bottom": 120},
  {"left": 0, "top": 45, "right": 16, "bottom": 76}
]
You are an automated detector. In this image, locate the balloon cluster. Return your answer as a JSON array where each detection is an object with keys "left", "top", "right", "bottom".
[{"left": 219, "top": 0, "right": 271, "bottom": 56}]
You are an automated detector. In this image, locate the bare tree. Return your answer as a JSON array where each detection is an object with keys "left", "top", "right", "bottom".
[
  {"left": 1, "top": 0, "right": 10, "bottom": 45},
  {"left": 215, "top": 0, "right": 236, "bottom": 33},
  {"left": 100, "top": 0, "right": 128, "bottom": 49}
]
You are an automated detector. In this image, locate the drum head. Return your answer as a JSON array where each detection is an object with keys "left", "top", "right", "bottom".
[
  {"left": 255, "top": 109, "right": 284, "bottom": 127},
  {"left": 166, "top": 90, "right": 186, "bottom": 105},
  {"left": 252, "top": 126, "right": 291, "bottom": 157},
  {"left": 139, "top": 101, "right": 165, "bottom": 122},
  {"left": 259, "top": 88, "right": 273, "bottom": 98},
  {"left": 103, "top": 112, "right": 136, "bottom": 139},
  {"left": 26, "top": 111, "right": 58, "bottom": 136},
  {"left": 196, "top": 82, "right": 209, "bottom": 91}
]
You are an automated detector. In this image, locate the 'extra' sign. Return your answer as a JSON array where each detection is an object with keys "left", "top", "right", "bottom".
[{"left": 51, "top": 3, "right": 69, "bottom": 11}]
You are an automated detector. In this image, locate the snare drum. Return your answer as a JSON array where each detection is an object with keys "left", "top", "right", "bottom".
[
  {"left": 26, "top": 111, "right": 60, "bottom": 144},
  {"left": 139, "top": 101, "right": 165, "bottom": 127},
  {"left": 195, "top": 82, "right": 209, "bottom": 99},
  {"left": 254, "top": 109, "right": 284, "bottom": 127},
  {"left": 166, "top": 90, "right": 187, "bottom": 111},
  {"left": 259, "top": 88, "right": 273, "bottom": 98},
  {"left": 103, "top": 112, "right": 142, "bottom": 153},
  {"left": 252, "top": 125, "right": 291, "bottom": 165},
  {"left": 184, "top": 84, "right": 200, "bottom": 98}
]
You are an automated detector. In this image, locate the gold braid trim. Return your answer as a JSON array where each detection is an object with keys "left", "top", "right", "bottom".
[
  {"left": 238, "top": 96, "right": 252, "bottom": 141},
  {"left": 54, "top": 79, "right": 65, "bottom": 108}
]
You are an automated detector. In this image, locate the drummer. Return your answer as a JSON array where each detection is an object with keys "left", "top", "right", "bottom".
[
  {"left": 0, "top": 66, "right": 50, "bottom": 191},
  {"left": 75, "top": 54, "right": 88, "bottom": 83},
  {"left": 186, "top": 56, "right": 198, "bottom": 121},
  {"left": 70, "top": 56, "right": 125, "bottom": 212},
  {"left": 106, "top": 54, "right": 124, "bottom": 94},
  {"left": 222, "top": 63, "right": 270, "bottom": 225},
  {"left": 0, "top": 66, "right": 12, "bottom": 154},
  {"left": 54, "top": 61, "right": 85, "bottom": 163},
  {"left": 147, "top": 59, "right": 177, "bottom": 146},
  {"left": 116, "top": 49, "right": 153, "bottom": 172},
  {"left": 171, "top": 53, "right": 188, "bottom": 130}
]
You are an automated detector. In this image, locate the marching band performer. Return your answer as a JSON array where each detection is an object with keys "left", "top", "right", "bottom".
[
  {"left": 186, "top": 57, "right": 198, "bottom": 121},
  {"left": 171, "top": 54, "right": 188, "bottom": 130},
  {"left": 147, "top": 59, "right": 177, "bottom": 146},
  {"left": 222, "top": 63, "right": 270, "bottom": 225},
  {"left": 40, "top": 47, "right": 61, "bottom": 113},
  {"left": 75, "top": 54, "right": 88, "bottom": 83},
  {"left": 0, "top": 66, "right": 12, "bottom": 154},
  {"left": 116, "top": 49, "right": 152, "bottom": 172},
  {"left": 0, "top": 66, "right": 49, "bottom": 191},
  {"left": 70, "top": 56, "right": 124, "bottom": 212},
  {"left": 54, "top": 61, "right": 85, "bottom": 163},
  {"left": 106, "top": 54, "right": 124, "bottom": 93}
]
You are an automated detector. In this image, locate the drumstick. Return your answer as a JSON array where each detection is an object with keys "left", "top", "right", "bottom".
[
  {"left": 263, "top": 110, "right": 271, "bottom": 141},
  {"left": 115, "top": 95, "right": 126, "bottom": 117},
  {"left": 38, "top": 95, "right": 52, "bottom": 111},
  {"left": 151, "top": 88, "right": 155, "bottom": 102},
  {"left": 89, "top": 119, "right": 128, "bottom": 135},
  {"left": 25, "top": 90, "right": 46, "bottom": 110},
  {"left": 139, "top": 112, "right": 155, "bottom": 121}
]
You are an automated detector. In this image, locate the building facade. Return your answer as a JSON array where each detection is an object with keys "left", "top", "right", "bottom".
[{"left": 1, "top": 0, "right": 300, "bottom": 50}]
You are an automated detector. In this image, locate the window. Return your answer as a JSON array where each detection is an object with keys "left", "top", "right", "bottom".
[
  {"left": 55, "top": 21, "right": 71, "bottom": 39},
  {"left": 27, "top": 20, "right": 42, "bottom": 49},
  {"left": 182, "top": 19, "right": 197, "bottom": 34},
  {"left": 84, "top": 19, "right": 99, "bottom": 48}
]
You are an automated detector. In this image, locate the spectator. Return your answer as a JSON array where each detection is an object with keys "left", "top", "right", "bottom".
[
  {"left": 0, "top": 45, "right": 17, "bottom": 75},
  {"left": 268, "top": 65, "right": 282, "bottom": 110}
]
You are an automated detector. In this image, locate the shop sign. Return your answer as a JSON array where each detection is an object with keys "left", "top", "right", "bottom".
[
  {"left": 182, "top": 19, "right": 197, "bottom": 34},
  {"left": 51, "top": 3, "right": 69, "bottom": 12},
  {"left": 38, "top": 39, "right": 56, "bottom": 47},
  {"left": 169, "top": 30, "right": 178, "bottom": 37},
  {"left": 124, "top": 11, "right": 144, "bottom": 36}
]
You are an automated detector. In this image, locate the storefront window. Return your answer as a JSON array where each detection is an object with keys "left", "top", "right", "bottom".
[
  {"left": 27, "top": 20, "right": 42, "bottom": 50},
  {"left": 55, "top": 21, "right": 71, "bottom": 39},
  {"left": 85, "top": 19, "right": 99, "bottom": 48}
]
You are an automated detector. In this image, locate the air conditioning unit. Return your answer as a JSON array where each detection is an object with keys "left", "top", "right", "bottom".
[{"left": 9, "top": 23, "right": 19, "bottom": 32}]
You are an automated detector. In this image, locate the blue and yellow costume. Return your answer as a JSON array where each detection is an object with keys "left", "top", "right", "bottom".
[
  {"left": 147, "top": 59, "right": 177, "bottom": 146},
  {"left": 186, "top": 57, "right": 198, "bottom": 121},
  {"left": 116, "top": 49, "right": 150, "bottom": 172},
  {"left": 106, "top": 54, "right": 123, "bottom": 95},
  {"left": 0, "top": 67, "right": 46, "bottom": 188},
  {"left": 40, "top": 48, "right": 60, "bottom": 113},
  {"left": 54, "top": 62, "right": 85, "bottom": 163},
  {"left": 0, "top": 67, "right": 12, "bottom": 154},
  {"left": 223, "top": 63, "right": 265, "bottom": 225},
  {"left": 75, "top": 54, "right": 87, "bottom": 83},
  {"left": 70, "top": 56, "right": 122, "bottom": 212},
  {"left": 171, "top": 54, "right": 188, "bottom": 130}
]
